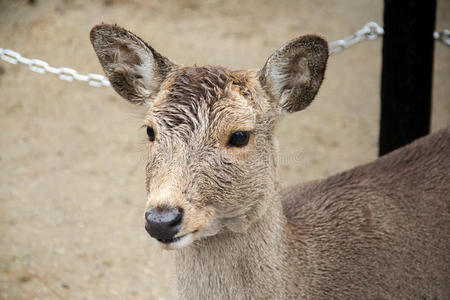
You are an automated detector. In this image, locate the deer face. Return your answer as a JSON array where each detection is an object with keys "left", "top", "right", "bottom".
[
  {"left": 140, "top": 67, "right": 278, "bottom": 249},
  {"left": 90, "top": 24, "right": 328, "bottom": 249}
]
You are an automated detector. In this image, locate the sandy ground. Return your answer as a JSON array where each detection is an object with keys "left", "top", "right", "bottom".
[{"left": 0, "top": 0, "right": 449, "bottom": 299}]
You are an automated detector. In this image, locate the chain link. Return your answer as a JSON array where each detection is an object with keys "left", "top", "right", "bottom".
[
  {"left": 329, "top": 22, "right": 449, "bottom": 55},
  {"left": 433, "top": 29, "right": 450, "bottom": 46},
  {"left": 0, "top": 48, "right": 110, "bottom": 87},
  {"left": 329, "top": 22, "right": 384, "bottom": 54},
  {"left": 0, "top": 22, "right": 448, "bottom": 87}
]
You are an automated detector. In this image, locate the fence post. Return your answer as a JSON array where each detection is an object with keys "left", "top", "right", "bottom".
[{"left": 379, "top": 0, "right": 436, "bottom": 156}]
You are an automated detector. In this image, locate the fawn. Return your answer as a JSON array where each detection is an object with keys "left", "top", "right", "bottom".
[{"left": 90, "top": 24, "right": 450, "bottom": 299}]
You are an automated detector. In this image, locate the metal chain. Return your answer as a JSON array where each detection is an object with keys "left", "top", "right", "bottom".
[
  {"left": 0, "top": 48, "right": 110, "bottom": 87},
  {"left": 329, "top": 22, "right": 385, "bottom": 54},
  {"left": 0, "top": 22, "right": 448, "bottom": 87},
  {"left": 433, "top": 29, "right": 450, "bottom": 47},
  {"left": 329, "top": 22, "right": 449, "bottom": 55}
]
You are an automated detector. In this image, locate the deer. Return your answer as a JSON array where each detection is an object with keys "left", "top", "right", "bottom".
[{"left": 90, "top": 24, "right": 450, "bottom": 299}]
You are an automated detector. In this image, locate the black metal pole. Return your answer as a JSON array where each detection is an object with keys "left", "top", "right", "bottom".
[{"left": 379, "top": 0, "right": 436, "bottom": 156}]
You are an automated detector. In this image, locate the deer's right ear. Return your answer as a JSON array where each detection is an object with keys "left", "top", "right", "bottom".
[{"left": 90, "top": 24, "right": 175, "bottom": 105}]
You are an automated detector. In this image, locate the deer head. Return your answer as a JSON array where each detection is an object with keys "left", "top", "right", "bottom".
[{"left": 90, "top": 24, "right": 328, "bottom": 249}]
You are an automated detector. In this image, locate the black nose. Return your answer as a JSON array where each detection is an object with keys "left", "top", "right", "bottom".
[{"left": 145, "top": 207, "right": 183, "bottom": 242}]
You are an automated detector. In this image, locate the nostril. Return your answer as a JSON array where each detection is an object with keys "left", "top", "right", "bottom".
[{"left": 169, "top": 208, "right": 184, "bottom": 227}]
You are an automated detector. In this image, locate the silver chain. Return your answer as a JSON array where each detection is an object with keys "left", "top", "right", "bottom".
[
  {"left": 0, "top": 48, "right": 110, "bottom": 87},
  {"left": 329, "top": 22, "right": 450, "bottom": 54},
  {"left": 329, "top": 22, "right": 385, "bottom": 54},
  {"left": 0, "top": 22, "right": 448, "bottom": 87},
  {"left": 433, "top": 29, "right": 450, "bottom": 47}
]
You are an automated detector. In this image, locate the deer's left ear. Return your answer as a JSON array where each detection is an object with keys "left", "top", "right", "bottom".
[{"left": 259, "top": 35, "right": 328, "bottom": 113}]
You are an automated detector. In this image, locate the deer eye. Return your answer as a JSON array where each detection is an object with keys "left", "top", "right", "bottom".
[
  {"left": 146, "top": 126, "right": 155, "bottom": 142},
  {"left": 228, "top": 131, "right": 250, "bottom": 147}
]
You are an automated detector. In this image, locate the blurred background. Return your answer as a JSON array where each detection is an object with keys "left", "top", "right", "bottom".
[{"left": 0, "top": 0, "right": 449, "bottom": 298}]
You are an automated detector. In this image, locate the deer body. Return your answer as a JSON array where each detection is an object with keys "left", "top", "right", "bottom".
[
  {"left": 90, "top": 24, "right": 450, "bottom": 299},
  {"left": 176, "top": 127, "right": 450, "bottom": 299}
]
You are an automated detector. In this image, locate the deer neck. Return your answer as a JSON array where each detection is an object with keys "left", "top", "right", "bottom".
[{"left": 175, "top": 195, "right": 300, "bottom": 299}]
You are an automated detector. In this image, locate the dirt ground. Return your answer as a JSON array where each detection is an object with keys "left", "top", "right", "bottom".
[{"left": 0, "top": 0, "right": 449, "bottom": 299}]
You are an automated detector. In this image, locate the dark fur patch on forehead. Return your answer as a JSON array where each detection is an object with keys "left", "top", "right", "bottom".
[
  {"left": 169, "top": 66, "right": 231, "bottom": 105},
  {"left": 153, "top": 66, "right": 239, "bottom": 131}
]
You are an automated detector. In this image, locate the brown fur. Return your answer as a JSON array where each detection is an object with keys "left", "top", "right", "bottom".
[{"left": 90, "top": 24, "right": 450, "bottom": 299}]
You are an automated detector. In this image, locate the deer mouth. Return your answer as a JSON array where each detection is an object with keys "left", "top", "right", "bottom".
[
  {"left": 157, "top": 234, "right": 186, "bottom": 244},
  {"left": 156, "top": 232, "right": 193, "bottom": 249}
]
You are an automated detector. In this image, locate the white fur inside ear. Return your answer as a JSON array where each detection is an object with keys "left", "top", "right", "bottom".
[
  {"left": 265, "top": 54, "right": 311, "bottom": 112},
  {"left": 128, "top": 45, "right": 155, "bottom": 98},
  {"left": 279, "top": 88, "right": 292, "bottom": 108},
  {"left": 112, "top": 41, "right": 156, "bottom": 99},
  {"left": 134, "top": 47, "right": 155, "bottom": 93},
  {"left": 266, "top": 60, "right": 291, "bottom": 107}
]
